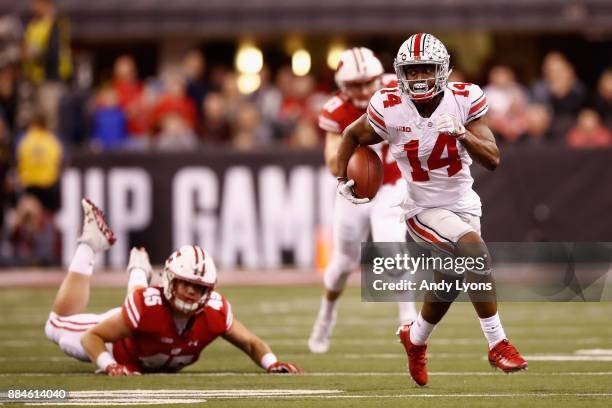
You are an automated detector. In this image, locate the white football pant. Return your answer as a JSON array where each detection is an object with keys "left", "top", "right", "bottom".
[{"left": 45, "top": 308, "right": 119, "bottom": 361}]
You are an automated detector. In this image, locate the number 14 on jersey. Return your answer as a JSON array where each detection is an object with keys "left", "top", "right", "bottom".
[{"left": 404, "top": 134, "right": 462, "bottom": 182}]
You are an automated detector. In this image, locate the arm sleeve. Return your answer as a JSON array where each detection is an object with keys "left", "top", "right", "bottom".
[
  {"left": 466, "top": 84, "right": 489, "bottom": 124},
  {"left": 366, "top": 91, "right": 390, "bottom": 139}
]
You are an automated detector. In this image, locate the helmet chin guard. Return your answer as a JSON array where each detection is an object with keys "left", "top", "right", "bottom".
[
  {"left": 162, "top": 245, "right": 217, "bottom": 314},
  {"left": 394, "top": 33, "right": 450, "bottom": 102}
]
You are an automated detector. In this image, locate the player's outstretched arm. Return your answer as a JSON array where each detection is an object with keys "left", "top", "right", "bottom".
[
  {"left": 336, "top": 114, "right": 383, "bottom": 179},
  {"left": 81, "top": 311, "right": 137, "bottom": 376},
  {"left": 462, "top": 118, "right": 500, "bottom": 171},
  {"left": 223, "top": 319, "right": 303, "bottom": 374}
]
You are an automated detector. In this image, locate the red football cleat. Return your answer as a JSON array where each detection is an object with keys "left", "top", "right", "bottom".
[
  {"left": 488, "top": 339, "right": 528, "bottom": 373},
  {"left": 397, "top": 323, "right": 428, "bottom": 386}
]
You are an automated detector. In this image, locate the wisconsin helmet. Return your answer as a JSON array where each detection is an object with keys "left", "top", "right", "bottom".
[
  {"left": 393, "top": 33, "right": 451, "bottom": 101},
  {"left": 162, "top": 245, "right": 217, "bottom": 314},
  {"left": 335, "top": 47, "right": 384, "bottom": 107}
]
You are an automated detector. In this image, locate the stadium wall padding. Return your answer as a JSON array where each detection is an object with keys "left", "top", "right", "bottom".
[{"left": 57, "top": 146, "right": 612, "bottom": 267}]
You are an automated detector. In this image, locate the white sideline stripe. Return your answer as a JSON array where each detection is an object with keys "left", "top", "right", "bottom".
[{"left": 5, "top": 371, "right": 612, "bottom": 377}]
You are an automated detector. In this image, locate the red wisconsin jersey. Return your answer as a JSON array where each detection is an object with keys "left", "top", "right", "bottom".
[
  {"left": 319, "top": 74, "right": 401, "bottom": 185},
  {"left": 113, "top": 286, "right": 233, "bottom": 373}
]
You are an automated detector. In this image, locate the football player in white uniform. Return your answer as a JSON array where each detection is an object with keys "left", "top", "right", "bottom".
[
  {"left": 335, "top": 34, "right": 527, "bottom": 385},
  {"left": 309, "top": 47, "right": 416, "bottom": 354}
]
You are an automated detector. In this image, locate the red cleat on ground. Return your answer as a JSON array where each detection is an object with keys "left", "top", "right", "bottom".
[
  {"left": 397, "top": 323, "right": 428, "bottom": 386},
  {"left": 488, "top": 339, "right": 528, "bottom": 373}
]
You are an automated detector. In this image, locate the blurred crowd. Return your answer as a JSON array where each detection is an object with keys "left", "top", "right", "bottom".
[
  {"left": 0, "top": 0, "right": 610, "bottom": 266},
  {"left": 483, "top": 56, "right": 611, "bottom": 147},
  {"left": 87, "top": 56, "right": 328, "bottom": 152}
]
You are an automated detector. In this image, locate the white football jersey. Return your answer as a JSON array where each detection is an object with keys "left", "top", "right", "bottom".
[{"left": 366, "top": 82, "right": 489, "bottom": 219}]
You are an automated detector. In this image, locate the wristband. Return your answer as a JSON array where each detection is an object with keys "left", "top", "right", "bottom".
[
  {"left": 260, "top": 353, "right": 278, "bottom": 369},
  {"left": 96, "top": 351, "right": 117, "bottom": 371}
]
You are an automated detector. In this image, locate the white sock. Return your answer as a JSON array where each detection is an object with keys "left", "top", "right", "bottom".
[
  {"left": 319, "top": 297, "right": 337, "bottom": 320},
  {"left": 409, "top": 312, "right": 436, "bottom": 345},
  {"left": 398, "top": 302, "right": 417, "bottom": 325},
  {"left": 479, "top": 312, "right": 507, "bottom": 349},
  {"left": 68, "top": 244, "right": 96, "bottom": 276},
  {"left": 128, "top": 268, "right": 149, "bottom": 292}
]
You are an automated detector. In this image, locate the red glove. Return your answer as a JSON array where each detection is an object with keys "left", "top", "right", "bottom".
[
  {"left": 267, "top": 362, "right": 303, "bottom": 374},
  {"left": 105, "top": 363, "right": 140, "bottom": 376}
]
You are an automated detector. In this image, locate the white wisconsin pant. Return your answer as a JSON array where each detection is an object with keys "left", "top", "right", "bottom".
[
  {"left": 44, "top": 308, "right": 119, "bottom": 362},
  {"left": 324, "top": 180, "right": 407, "bottom": 292}
]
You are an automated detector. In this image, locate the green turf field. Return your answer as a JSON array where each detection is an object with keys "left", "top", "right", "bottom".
[{"left": 1, "top": 286, "right": 611, "bottom": 407}]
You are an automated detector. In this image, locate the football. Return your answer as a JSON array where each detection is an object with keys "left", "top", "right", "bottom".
[{"left": 347, "top": 146, "right": 384, "bottom": 199}]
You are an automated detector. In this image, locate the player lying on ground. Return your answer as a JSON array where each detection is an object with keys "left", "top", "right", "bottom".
[
  {"left": 309, "top": 47, "right": 416, "bottom": 354},
  {"left": 336, "top": 33, "right": 527, "bottom": 386},
  {"left": 45, "top": 199, "right": 302, "bottom": 376}
]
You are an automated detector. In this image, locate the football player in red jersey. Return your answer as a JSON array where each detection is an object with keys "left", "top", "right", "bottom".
[
  {"left": 335, "top": 34, "right": 527, "bottom": 385},
  {"left": 309, "top": 47, "right": 416, "bottom": 354},
  {"left": 45, "top": 199, "right": 302, "bottom": 376}
]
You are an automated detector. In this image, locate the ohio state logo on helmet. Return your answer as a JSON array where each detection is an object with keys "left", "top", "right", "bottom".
[
  {"left": 393, "top": 33, "right": 451, "bottom": 101},
  {"left": 162, "top": 245, "right": 217, "bottom": 314}
]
